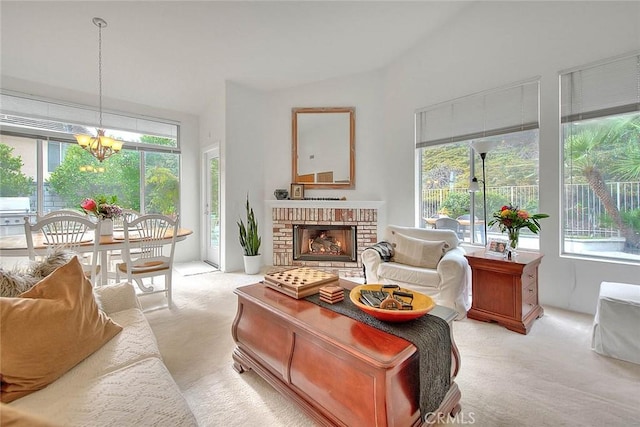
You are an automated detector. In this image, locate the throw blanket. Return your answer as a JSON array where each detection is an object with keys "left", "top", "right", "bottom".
[
  {"left": 362, "top": 241, "right": 394, "bottom": 284},
  {"left": 365, "top": 241, "right": 394, "bottom": 262},
  {"left": 305, "top": 291, "right": 451, "bottom": 421}
]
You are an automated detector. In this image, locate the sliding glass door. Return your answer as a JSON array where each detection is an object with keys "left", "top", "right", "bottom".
[{"left": 204, "top": 148, "right": 220, "bottom": 267}]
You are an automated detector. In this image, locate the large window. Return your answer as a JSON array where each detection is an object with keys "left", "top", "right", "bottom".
[
  {"left": 0, "top": 92, "right": 180, "bottom": 218},
  {"left": 416, "top": 79, "right": 541, "bottom": 249},
  {"left": 561, "top": 53, "right": 640, "bottom": 264}
]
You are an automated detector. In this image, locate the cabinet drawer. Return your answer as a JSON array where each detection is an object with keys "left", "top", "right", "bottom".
[
  {"left": 522, "top": 267, "right": 537, "bottom": 284},
  {"left": 521, "top": 284, "right": 538, "bottom": 317}
]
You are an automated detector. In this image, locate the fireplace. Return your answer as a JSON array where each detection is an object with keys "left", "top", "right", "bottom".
[{"left": 293, "top": 224, "right": 357, "bottom": 262}]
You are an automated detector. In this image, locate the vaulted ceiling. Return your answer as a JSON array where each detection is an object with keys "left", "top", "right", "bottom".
[{"left": 1, "top": 1, "right": 473, "bottom": 115}]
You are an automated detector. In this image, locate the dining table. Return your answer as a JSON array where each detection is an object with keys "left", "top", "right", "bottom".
[{"left": 0, "top": 228, "right": 193, "bottom": 286}]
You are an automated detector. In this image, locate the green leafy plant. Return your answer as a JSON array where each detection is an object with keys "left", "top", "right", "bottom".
[
  {"left": 0, "top": 143, "right": 34, "bottom": 197},
  {"left": 237, "top": 195, "right": 261, "bottom": 256}
]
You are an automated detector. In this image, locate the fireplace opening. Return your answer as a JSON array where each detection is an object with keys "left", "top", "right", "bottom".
[{"left": 293, "top": 224, "right": 357, "bottom": 262}]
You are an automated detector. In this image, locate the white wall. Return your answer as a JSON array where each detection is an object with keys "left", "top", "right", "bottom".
[
  {"left": 257, "top": 1, "right": 640, "bottom": 313},
  {"left": 199, "top": 83, "right": 226, "bottom": 268},
  {"left": 260, "top": 70, "right": 386, "bottom": 265},
  {"left": 1, "top": 76, "right": 201, "bottom": 263},
  {"left": 379, "top": 1, "right": 640, "bottom": 314},
  {"left": 222, "top": 81, "right": 268, "bottom": 272}
]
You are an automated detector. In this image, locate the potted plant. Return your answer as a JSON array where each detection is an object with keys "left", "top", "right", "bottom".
[{"left": 237, "top": 195, "right": 262, "bottom": 274}]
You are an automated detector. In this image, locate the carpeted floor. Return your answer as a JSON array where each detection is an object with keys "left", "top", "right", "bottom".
[{"left": 143, "top": 268, "right": 640, "bottom": 427}]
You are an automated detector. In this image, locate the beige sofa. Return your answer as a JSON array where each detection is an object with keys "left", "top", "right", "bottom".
[
  {"left": 362, "top": 225, "right": 471, "bottom": 319},
  {"left": 6, "top": 281, "right": 197, "bottom": 426}
]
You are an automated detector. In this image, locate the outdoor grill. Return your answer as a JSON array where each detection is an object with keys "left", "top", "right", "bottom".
[{"left": 0, "top": 197, "right": 33, "bottom": 236}]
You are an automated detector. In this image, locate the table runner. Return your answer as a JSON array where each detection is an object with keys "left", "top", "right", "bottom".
[{"left": 305, "top": 290, "right": 451, "bottom": 420}]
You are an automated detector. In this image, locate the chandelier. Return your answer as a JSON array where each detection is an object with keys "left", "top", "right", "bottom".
[{"left": 75, "top": 17, "right": 123, "bottom": 162}]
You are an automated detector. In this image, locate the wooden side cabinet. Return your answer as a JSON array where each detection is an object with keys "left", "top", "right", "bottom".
[{"left": 465, "top": 251, "right": 544, "bottom": 334}]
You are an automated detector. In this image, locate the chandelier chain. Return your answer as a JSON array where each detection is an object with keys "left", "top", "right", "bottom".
[
  {"left": 74, "top": 17, "right": 123, "bottom": 165},
  {"left": 98, "top": 21, "right": 103, "bottom": 128}
]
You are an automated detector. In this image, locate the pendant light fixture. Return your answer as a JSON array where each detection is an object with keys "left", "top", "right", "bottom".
[{"left": 75, "top": 17, "right": 123, "bottom": 162}]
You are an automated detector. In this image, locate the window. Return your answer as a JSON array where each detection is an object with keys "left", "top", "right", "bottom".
[
  {"left": 416, "top": 79, "right": 541, "bottom": 249},
  {"left": 0, "top": 91, "right": 181, "bottom": 217},
  {"left": 561, "top": 53, "right": 640, "bottom": 264}
]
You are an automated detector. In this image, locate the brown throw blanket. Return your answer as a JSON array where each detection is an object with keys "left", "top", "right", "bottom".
[{"left": 305, "top": 290, "right": 451, "bottom": 421}]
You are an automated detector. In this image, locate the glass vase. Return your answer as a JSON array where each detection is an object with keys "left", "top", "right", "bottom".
[{"left": 506, "top": 229, "right": 519, "bottom": 258}]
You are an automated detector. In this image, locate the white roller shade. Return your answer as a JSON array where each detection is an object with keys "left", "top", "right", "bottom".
[
  {"left": 416, "top": 79, "right": 539, "bottom": 148},
  {"left": 0, "top": 91, "right": 179, "bottom": 139},
  {"left": 561, "top": 53, "right": 640, "bottom": 123}
]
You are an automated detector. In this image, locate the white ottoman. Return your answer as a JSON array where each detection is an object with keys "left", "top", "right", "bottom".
[{"left": 591, "top": 281, "right": 640, "bottom": 365}]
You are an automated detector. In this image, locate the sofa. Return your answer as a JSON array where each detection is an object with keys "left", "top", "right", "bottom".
[
  {"left": 362, "top": 225, "right": 471, "bottom": 319},
  {"left": 1, "top": 257, "right": 197, "bottom": 426}
]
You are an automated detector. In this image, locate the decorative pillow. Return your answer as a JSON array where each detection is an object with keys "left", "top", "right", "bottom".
[
  {"left": 28, "top": 248, "right": 77, "bottom": 278},
  {"left": 0, "top": 249, "right": 77, "bottom": 298},
  {"left": 0, "top": 268, "right": 39, "bottom": 298},
  {"left": 391, "top": 233, "right": 448, "bottom": 269},
  {"left": 0, "top": 402, "right": 60, "bottom": 426},
  {"left": 0, "top": 257, "right": 122, "bottom": 403}
]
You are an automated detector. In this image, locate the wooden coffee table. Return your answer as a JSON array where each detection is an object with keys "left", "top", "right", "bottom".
[{"left": 232, "top": 280, "right": 461, "bottom": 426}]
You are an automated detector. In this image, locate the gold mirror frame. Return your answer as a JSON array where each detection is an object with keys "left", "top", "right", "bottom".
[{"left": 292, "top": 107, "right": 355, "bottom": 189}]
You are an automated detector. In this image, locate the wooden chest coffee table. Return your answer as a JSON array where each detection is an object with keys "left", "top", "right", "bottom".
[{"left": 232, "top": 280, "right": 461, "bottom": 426}]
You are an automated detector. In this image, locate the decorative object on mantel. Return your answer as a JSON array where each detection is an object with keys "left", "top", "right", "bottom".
[
  {"left": 273, "top": 189, "right": 288, "bottom": 200},
  {"left": 80, "top": 195, "right": 123, "bottom": 236},
  {"left": 237, "top": 194, "right": 262, "bottom": 274},
  {"left": 74, "top": 17, "right": 124, "bottom": 163},
  {"left": 301, "top": 197, "right": 346, "bottom": 201},
  {"left": 290, "top": 183, "right": 305, "bottom": 200},
  {"left": 488, "top": 204, "right": 548, "bottom": 258}
]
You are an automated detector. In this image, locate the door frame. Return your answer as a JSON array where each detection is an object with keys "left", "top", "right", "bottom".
[{"left": 201, "top": 145, "right": 221, "bottom": 269}]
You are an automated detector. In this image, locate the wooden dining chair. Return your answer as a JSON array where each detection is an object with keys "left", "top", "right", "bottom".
[
  {"left": 115, "top": 214, "right": 179, "bottom": 308},
  {"left": 24, "top": 214, "right": 102, "bottom": 284},
  {"left": 36, "top": 209, "right": 88, "bottom": 221},
  {"left": 111, "top": 209, "right": 141, "bottom": 231},
  {"left": 107, "top": 209, "right": 142, "bottom": 272}
]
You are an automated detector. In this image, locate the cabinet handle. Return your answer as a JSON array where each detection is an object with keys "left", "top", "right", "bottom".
[
  {"left": 528, "top": 274, "right": 534, "bottom": 279},
  {"left": 528, "top": 288, "right": 534, "bottom": 293}
]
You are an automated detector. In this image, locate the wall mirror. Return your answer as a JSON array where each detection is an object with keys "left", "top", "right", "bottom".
[{"left": 292, "top": 107, "right": 355, "bottom": 189}]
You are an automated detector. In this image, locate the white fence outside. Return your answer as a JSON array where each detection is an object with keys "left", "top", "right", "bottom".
[{"left": 422, "top": 182, "right": 640, "bottom": 238}]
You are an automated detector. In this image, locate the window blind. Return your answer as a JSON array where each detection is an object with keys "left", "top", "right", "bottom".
[
  {"left": 415, "top": 79, "right": 540, "bottom": 148},
  {"left": 0, "top": 91, "right": 179, "bottom": 140},
  {"left": 561, "top": 52, "right": 640, "bottom": 123}
]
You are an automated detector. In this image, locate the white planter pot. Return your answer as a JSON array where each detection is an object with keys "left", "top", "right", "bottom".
[
  {"left": 100, "top": 218, "right": 113, "bottom": 236},
  {"left": 243, "top": 254, "right": 262, "bottom": 275}
]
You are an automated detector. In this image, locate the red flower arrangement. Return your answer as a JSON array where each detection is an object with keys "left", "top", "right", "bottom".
[
  {"left": 80, "top": 195, "right": 123, "bottom": 220},
  {"left": 488, "top": 204, "right": 549, "bottom": 250}
]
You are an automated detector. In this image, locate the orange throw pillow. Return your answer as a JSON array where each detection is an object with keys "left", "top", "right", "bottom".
[{"left": 0, "top": 257, "right": 122, "bottom": 403}]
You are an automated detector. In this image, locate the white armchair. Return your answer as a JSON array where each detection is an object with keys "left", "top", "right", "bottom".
[{"left": 361, "top": 225, "right": 471, "bottom": 319}]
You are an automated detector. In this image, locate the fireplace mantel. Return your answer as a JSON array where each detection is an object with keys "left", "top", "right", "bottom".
[
  {"left": 264, "top": 200, "right": 386, "bottom": 268},
  {"left": 266, "top": 200, "right": 385, "bottom": 209}
]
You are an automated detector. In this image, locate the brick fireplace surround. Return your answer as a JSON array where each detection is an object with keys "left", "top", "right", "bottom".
[{"left": 268, "top": 201, "right": 385, "bottom": 268}]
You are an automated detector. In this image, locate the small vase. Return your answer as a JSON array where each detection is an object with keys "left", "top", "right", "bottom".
[
  {"left": 100, "top": 218, "right": 113, "bottom": 236},
  {"left": 506, "top": 229, "right": 519, "bottom": 259}
]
